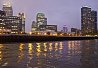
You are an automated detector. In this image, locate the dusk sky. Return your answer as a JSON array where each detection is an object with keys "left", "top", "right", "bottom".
[{"left": 0, "top": 0, "right": 98, "bottom": 32}]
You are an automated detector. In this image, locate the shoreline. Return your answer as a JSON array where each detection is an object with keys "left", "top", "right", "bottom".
[{"left": 0, "top": 34, "right": 97, "bottom": 43}]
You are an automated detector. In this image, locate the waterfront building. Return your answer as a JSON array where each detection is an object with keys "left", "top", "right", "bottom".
[
  {"left": 6, "top": 16, "right": 22, "bottom": 34},
  {"left": 31, "top": 21, "right": 37, "bottom": 32},
  {"left": 62, "top": 25, "right": 68, "bottom": 33},
  {"left": 81, "top": 7, "right": 97, "bottom": 35},
  {"left": 39, "top": 25, "right": 57, "bottom": 32},
  {"left": 0, "top": 0, "right": 24, "bottom": 34},
  {"left": 0, "top": 10, "right": 23, "bottom": 34},
  {"left": 71, "top": 28, "right": 81, "bottom": 34},
  {"left": 0, "top": 10, "right": 11, "bottom": 34},
  {"left": 36, "top": 13, "right": 47, "bottom": 31},
  {"left": 18, "top": 13, "right": 25, "bottom": 33},
  {"left": 2, "top": 0, "right": 13, "bottom": 16},
  {"left": 71, "top": 28, "right": 77, "bottom": 33},
  {"left": 91, "top": 11, "right": 97, "bottom": 34}
]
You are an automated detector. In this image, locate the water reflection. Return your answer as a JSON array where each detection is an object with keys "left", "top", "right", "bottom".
[
  {"left": 18, "top": 43, "right": 24, "bottom": 63},
  {"left": 80, "top": 40, "right": 98, "bottom": 68},
  {"left": 68, "top": 41, "right": 81, "bottom": 56},
  {"left": 27, "top": 42, "right": 64, "bottom": 68},
  {"left": 66, "top": 41, "right": 81, "bottom": 68},
  {"left": 0, "top": 44, "right": 3, "bottom": 64},
  {"left": 0, "top": 44, "right": 19, "bottom": 67},
  {"left": 0, "top": 42, "right": 65, "bottom": 68},
  {"left": 0, "top": 40, "right": 98, "bottom": 68}
]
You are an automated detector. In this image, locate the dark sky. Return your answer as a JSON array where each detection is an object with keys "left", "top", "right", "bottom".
[{"left": 0, "top": 0, "right": 98, "bottom": 32}]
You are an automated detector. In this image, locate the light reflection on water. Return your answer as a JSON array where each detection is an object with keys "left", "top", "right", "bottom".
[{"left": 0, "top": 40, "right": 98, "bottom": 68}]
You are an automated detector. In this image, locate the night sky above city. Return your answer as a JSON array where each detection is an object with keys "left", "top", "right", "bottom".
[{"left": 0, "top": 0, "right": 98, "bottom": 32}]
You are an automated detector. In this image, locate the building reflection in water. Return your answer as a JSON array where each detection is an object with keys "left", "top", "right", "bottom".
[
  {"left": 49, "top": 43, "right": 53, "bottom": 51},
  {"left": 67, "top": 41, "right": 81, "bottom": 67},
  {"left": 80, "top": 40, "right": 98, "bottom": 68},
  {"left": 0, "top": 44, "right": 19, "bottom": 67},
  {"left": 68, "top": 41, "right": 81, "bottom": 56},
  {"left": 18, "top": 43, "right": 24, "bottom": 63},
  {"left": 0, "top": 44, "right": 3, "bottom": 64},
  {"left": 0, "top": 40, "right": 97, "bottom": 68},
  {"left": 25, "top": 42, "right": 64, "bottom": 68},
  {"left": 28, "top": 43, "right": 33, "bottom": 57}
]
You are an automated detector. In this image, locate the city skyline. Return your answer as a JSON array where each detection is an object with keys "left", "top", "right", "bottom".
[{"left": 0, "top": 0, "right": 98, "bottom": 32}]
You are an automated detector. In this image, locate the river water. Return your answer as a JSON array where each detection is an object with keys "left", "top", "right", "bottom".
[{"left": 0, "top": 40, "right": 98, "bottom": 68}]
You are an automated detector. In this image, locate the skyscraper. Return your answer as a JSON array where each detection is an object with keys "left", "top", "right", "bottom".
[
  {"left": 2, "top": 0, "right": 13, "bottom": 16},
  {"left": 91, "top": 11, "right": 97, "bottom": 34},
  {"left": 18, "top": 13, "right": 25, "bottom": 33},
  {"left": 36, "top": 13, "right": 47, "bottom": 31},
  {"left": 0, "top": 10, "right": 8, "bottom": 34},
  {"left": 81, "top": 7, "right": 97, "bottom": 35},
  {"left": 31, "top": 21, "right": 37, "bottom": 32}
]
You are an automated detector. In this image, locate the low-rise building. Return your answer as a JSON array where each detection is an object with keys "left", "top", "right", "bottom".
[{"left": 39, "top": 25, "right": 57, "bottom": 32}]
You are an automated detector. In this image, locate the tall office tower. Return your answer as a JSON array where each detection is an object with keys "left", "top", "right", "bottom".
[
  {"left": 18, "top": 13, "right": 25, "bottom": 33},
  {"left": 2, "top": 0, "right": 13, "bottom": 16},
  {"left": 31, "top": 21, "right": 37, "bottom": 32},
  {"left": 0, "top": 10, "right": 7, "bottom": 34},
  {"left": 36, "top": 13, "right": 47, "bottom": 31},
  {"left": 91, "top": 11, "right": 97, "bottom": 34},
  {"left": 81, "top": 7, "right": 97, "bottom": 35}
]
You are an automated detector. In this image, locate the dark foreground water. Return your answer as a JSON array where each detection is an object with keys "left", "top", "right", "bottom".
[{"left": 0, "top": 40, "right": 98, "bottom": 68}]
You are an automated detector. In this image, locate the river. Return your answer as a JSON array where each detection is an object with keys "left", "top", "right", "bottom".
[{"left": 0, "top": 40, "right": 98, "bottom": 68}]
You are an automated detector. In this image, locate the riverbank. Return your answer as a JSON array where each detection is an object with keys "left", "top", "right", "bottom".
[{"left": 0, "top": 34, "right": 98, "bottom": 43}]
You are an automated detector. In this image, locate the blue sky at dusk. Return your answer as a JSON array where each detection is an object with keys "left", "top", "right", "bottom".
[{"left": 0, "top": 0, "right": 98, "bottom": 32}]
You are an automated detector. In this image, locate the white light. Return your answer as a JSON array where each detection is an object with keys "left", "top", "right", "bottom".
[{"left": 3, "top": 0, "right": 12, "bottom": 7}]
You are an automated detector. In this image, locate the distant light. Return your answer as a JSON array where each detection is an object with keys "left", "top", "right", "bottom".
[
  {"left": 94, "top": 35, "right": 97, "bottom": 36},
  {"left": 44, "top": 32, "right": 47, "bottom": 35},
  {"left": 29, "top": 32, "right": 32, "bottom": 35}
]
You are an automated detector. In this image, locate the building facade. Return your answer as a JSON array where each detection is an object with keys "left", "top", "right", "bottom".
[
  {"left": 0, "top": 1, "right": 25, "bottom": 34},
  {"left": 91, "top": 11, "right": 97, "bottom": 34},
  {"left": 62, "top": 25, "right": 68, "bottom": 33},
  {"left": 31, "top": 21, "right": 37, "bottom": 32},
  {"left": 36, "top": 13, "right": 47, "bottom": 31},
  {"left": 39, "top": 25, "right": 57, "bottom": 32},
  {"left": 71, "top": 28, "right": 81, "bottom": 35},
  {"left": 18, "top": 13, "right": 25, "bottom": 33},
  {"left": 2, "top": 0, "right": 13, "bottom": 16},
  {"left": 0, "top": 10, "right": 23, "bottom": 34},
  {"left": 81, "top": 7, "right": 97, "bottom": 35},
  {"left": 6, "top": 16, "right": 22, "bottom": 34},
  {"left": 0, "top": 10, "right": 11, "bottom": 34}
]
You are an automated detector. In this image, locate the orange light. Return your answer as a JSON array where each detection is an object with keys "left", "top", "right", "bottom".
[
  {"left": 29, "top": 32, "right": 32, "bottom": 35},
  {"left": 44, "top": 33, "right": 47, "bottom": 35}
]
